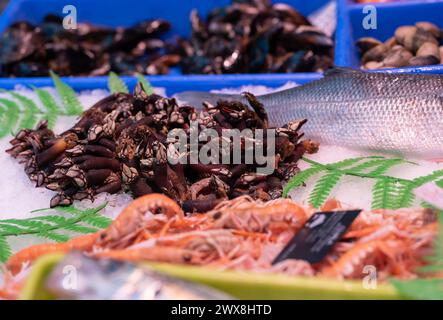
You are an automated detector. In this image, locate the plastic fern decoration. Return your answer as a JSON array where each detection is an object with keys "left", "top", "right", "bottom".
[
  {"left": 0, "top": 87, "right": 67, "bottom": 138},
  {"left": 0, "top": 72, "right": 157, "bottom": 139},
  {"left": 371, "top": 178, "right": 402, "bottom": 209},
  {"left": 32, "top": 86, "right": 63, "bottom": 129},
  {"left": 49, "top": 71, "right": 83, "bottom": 115},
  {"left": 0, "top": 73, "right": 84, "bottom": 138},
  {"left": 8, "top": 92, "right": 40, "bottom": 130},
  {"left": 135, "top": 72, "right": 154, "bottom": 95},
  {"left": 108, "top": 72, "right": 129, "bottom": 94},
  {"left": 284, "top": 156, "right": 443, "bottom": 210},
  {"left": 0, "top": 203, "right": 110, "bottom": 263},
  {"left": 309, "top": 171, "right": 343, "bottom": 208},
  {"left": 0, "top": 235, "right": 11, "bottom": 263},
  {"left": 0, "top": 97, "right": 20, "bottom": 138}
]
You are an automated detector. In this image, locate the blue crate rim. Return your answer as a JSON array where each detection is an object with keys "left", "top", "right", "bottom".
[
  {"left": 347, "top": 0, "right": 443, "bottom": 10},
  {"left": 336, "top": 0, "right": 443, "bottom": 70},
  {"left": 0, "top": 0, "right": 443, "bottom": 89}
]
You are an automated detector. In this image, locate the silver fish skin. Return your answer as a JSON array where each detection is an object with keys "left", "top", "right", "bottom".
[
  {"left": 175, "top": 68, "right": 443, "bottom": 158},
  {"left": 45, "top": 253, "right": 232, "bottom": 300}
]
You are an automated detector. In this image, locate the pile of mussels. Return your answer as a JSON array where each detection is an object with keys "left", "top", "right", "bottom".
[
  {"left": 7, "top": 85, "right": 317, "bottom": 211},
  {"left": 173, "top": 0, "right": 334, "bottom": 74},
  {"left": 0, "top": 15, "right": 178, "bottom": 77}
]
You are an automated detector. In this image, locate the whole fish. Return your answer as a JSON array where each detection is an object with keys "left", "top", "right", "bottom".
[
  {"left": 45, "top": 253, "right": 232, "bottom": 300},
  {"left": 176, "top": 68, "right": 443, "bottom": 158}
]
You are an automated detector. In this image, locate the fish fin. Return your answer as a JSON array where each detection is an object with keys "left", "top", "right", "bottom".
[
  {"left": 174, "top": 91, "right": 244, "bottom": 108},
  {"left": 324, "top": 67, "right": 362, "bottom": 77}
]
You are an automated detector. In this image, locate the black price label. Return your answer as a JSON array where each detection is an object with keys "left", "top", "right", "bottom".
[{"left": 272, "top": 210, "right": 361, "bottom": 265}]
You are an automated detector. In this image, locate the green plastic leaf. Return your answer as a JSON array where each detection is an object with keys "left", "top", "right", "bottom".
[
  {"left": 33, "top": 87, "right": 62, "bottom": 128},
  {"left": 412, "top": 170, "right": 443, "bottom": 188},
  {"left": 369, "top": 159, "right": 411, "bottom": 175},
  {"left": 283, "top": 165, "right": 323, "bottom": 197},
  {"left": 0, "top": 235, "right": 12, "bottom": 263},
  {"left": 9, "top": 91, "right": 41, "bottom": 129},
  {"left": 329, "top": 156, "right": 382, "bottom": 169},
  {"left": 81, "top": 215, "right": 111, "bottom": 229},
  {"left": 391, "top": 171, "right": 443, "bottom": 210},
  {"left": 0, "top": 203, "right": 108, "bottom": 258},
  {"left": 371, "top": 178, "right": 399, "bottom": 210},
  {"left": 38, "top": 231, "right": 70, "bottom": 243},
  {"left": 50, "top": 71, "right": 83, "bottom": 115},
  {"left": 64, "top": 224, "right": 98, "bottom": 234},
  {"left": 294, "top": 156, "right": 443, "bottom": 211},
  {"left": 135, "top": 72, "right": 154, "bottom": 95},
  {"left": 346, "top": 158, "right": 408, "bottom": 175},
  {"left": 57, "top": 203, "right": 111, "bottom": 228},
  {"left": 309, "top": 171, "right": 343, "bottom": 208},
  {"left": 0, "top": 98, "right": 20, "bottom": 137},
  {"left": 392, "top": 180, "right": 416, "bottom": 209},
  {"left": 0, "top": 217, "right": 55, "bottom": 230},
  {"left": 0, "top": 223, "right": 25, "bottom": 234},
  {"left": 108, "top": 72, "right": 129, "bottom": 94}
]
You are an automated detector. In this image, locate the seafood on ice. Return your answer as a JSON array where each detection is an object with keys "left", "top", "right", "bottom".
[
  {"left": 3, "top": 194, "right": 437, "bottom": 287},
  {"left": 176, "top": 68, "right": 443, "bottom": 157},
  {"left": 6, "top": 86, "right": 317, "bottom": 209}
]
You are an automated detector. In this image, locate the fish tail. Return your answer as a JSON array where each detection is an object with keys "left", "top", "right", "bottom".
[{"left": 174, "top": 91, "right": 245, "bottom": 108}]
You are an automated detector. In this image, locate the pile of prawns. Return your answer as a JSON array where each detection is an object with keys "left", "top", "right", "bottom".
[{"left": 1, "top": 193, "right": 437, "bottom": 299}]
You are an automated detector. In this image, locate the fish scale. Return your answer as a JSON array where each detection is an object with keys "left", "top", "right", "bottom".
[{"left": 176, "top": 68, "right": 443, "bottom": 157}]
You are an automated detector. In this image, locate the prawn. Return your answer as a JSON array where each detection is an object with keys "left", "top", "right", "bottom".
[
  {"left": 6, "top": 233, "right": 99, "bottom": 275},
  {"left": 207, "top": 199, "right": 307, "bottom": 235},
  {"left": 94, "top": 246, "right": 205, "bottom": 265},
  {"left": 95, "top": 193, "right": 184, "bottom": 248}
]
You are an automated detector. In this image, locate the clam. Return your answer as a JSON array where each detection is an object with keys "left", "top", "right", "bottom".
[
  {"left": 394, "top": 25, "right": 417, "bottom": 48},
  {"left": 363, "top": 61, "right": 384, "bottom": 70},
  {"left": 384, "top": 37, "right": 397, "bottom": 48},
  {"left": 409, "top": 55, "right": 440, "bottom": 66},
  {"left": 382, "top": 47, "right": 413, "bottom": 68},
  {"left": 416, "top": 21, "right": 440, "bottom": 39},
  {"left": 362, "top": 44, "right": 389, "bottom": 63},
  {"left": 416, "top": 42, "right": 440, "bottom": 60},
  {"left": 356, "top": 37, "right": 382, "bottom": 53},
  {"left": 409, "top": 28, "right": 439, "bottom": 53},
  {"left": 358, "top": 21, "right": 442, "bottom": 70}
]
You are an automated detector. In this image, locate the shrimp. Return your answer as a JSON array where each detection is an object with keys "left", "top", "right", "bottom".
[
  {"left": 321, "top": 233, "right": 429, "bottom": 280},
  {"left": 6, "top": 233, "right": 99, "bottom": 275},
  {"left": 130, "top": 229, "right": 244, "bottom": 263},
  {"left": 6, "top": 194, "right": 183, "bottom": 274},
  {"left": 94, "top": 246, "right": 205, "bottom": 265},
  {"left": 320, "top": 198, "right": 342, "bottom": 211},
  {"left": 320, "top": 239, "right": 398, "bottom": 279},
  {"left": 207, "top": 199, "right": 307, "bottom": 235},
  {"left": 96, "top": 193, "right": 184, "bottom": 248}
]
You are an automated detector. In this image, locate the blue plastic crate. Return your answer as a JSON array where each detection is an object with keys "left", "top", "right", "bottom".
[
  {"left": 336, "top": 0, "right": 443, "bottom": 73},
  {"left": 0, "top": 0, "right": 329, "bottom": 92}
]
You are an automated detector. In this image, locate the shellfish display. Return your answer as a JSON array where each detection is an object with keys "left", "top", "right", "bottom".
[{"left": 0, "top": 0, "right": 442, "bottom": 302}]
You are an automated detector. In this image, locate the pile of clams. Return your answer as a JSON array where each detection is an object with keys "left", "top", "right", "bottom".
[{"left": 358, "top": 21, "right": 443, "bottom": 70}]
